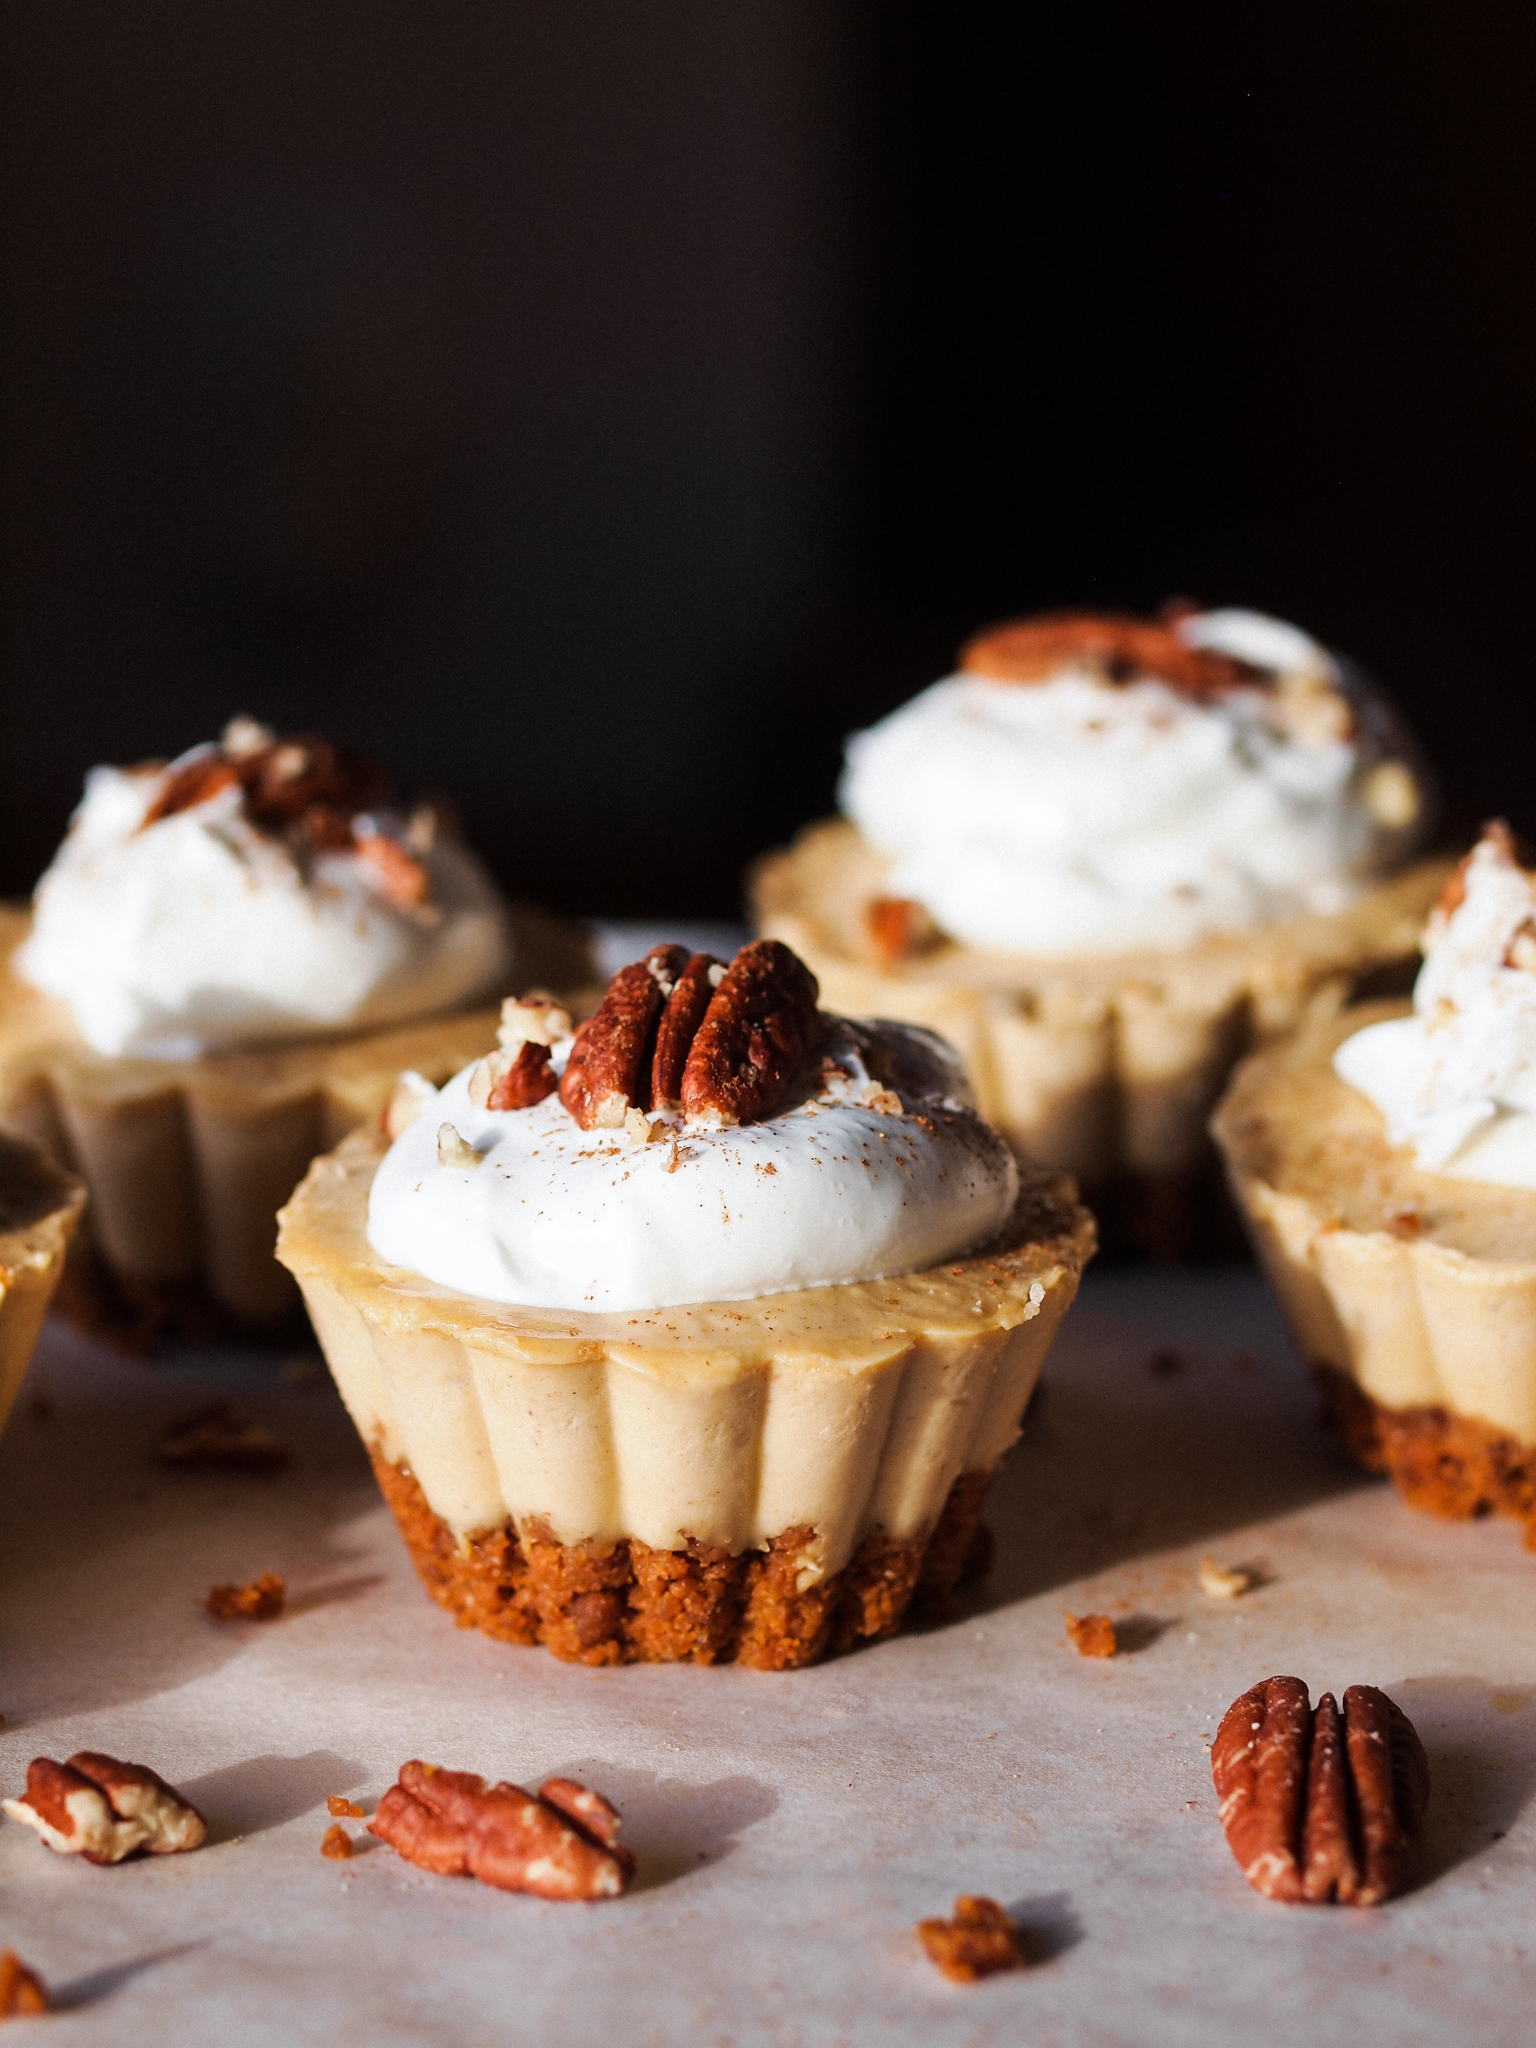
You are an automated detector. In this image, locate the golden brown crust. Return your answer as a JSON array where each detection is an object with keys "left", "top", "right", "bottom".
[
  {"left": 372, "top": 1450, "right": 994, "bottom": 1669},
  {"left": 1315, "top": 1365, "right": 1536, "bottom": 1546}
]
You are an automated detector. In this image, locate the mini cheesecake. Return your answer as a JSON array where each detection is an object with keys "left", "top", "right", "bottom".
[
  {"left": 277, "top": 940, "right": 1095, "bottom": 1667},
  {"left": 1213, "top": 1001, "right": 1536, "bottom": 1545},
  {"left": 0, "top": 1129, "right": 84, "bottom": 1442}
]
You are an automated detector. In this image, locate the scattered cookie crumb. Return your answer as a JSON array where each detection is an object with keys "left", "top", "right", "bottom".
[
  {"left": 0, "top": 1949, "right": 49, "bottom": 2017},
  {"left": 916, "top": 1896, "right": 1023, "bottom": 1981},
  {"left": 1198, "top": 1555, "right": 1252, "bottom": 1599},
  {"left": 206, "top": 1572, "right": 286, "bottom": 1621},
  {"left": 327, "top": 1796, "right": 365, "bottom": 1818},
  {"left": 159, "top": 1404, "right": 290, "bottom": 1471},
  {"left": 321, "top": 1824, "right": 354, "bottom": 1860},
  {"left": 1065, "top": 1611, "right": 1117, "bottom": 1658}
]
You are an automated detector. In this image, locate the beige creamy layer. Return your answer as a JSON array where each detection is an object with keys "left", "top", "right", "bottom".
[
  {"left": 1213, "top": 1001, "right": 1536, "bottom": 1446},
  {"left": 278, "top": 1128, "right": 1092, "bottom": 1579},
  {"left": 0, "top": 1131, "right": 84, "bottom": 1437},
  {"left": 756, "top": 820, "right": 1451, "bottom": 1181}
]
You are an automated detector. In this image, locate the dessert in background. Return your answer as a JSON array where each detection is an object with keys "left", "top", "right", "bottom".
[
  {"left": 1212, "top": 825, "right": 1536, "bottom": 1546},
  {"left": 754, "top": 605, "right": 1450, "bottom": 1254},
  {"left": 278, "top": 938, "right": 1094, "bottom": 1668},
  {"left": 0, "top": 719, "right": 591, "bottom": 1333},
  {"left": 0, "top": 1129, "right": 83, "bottom": 1441}
]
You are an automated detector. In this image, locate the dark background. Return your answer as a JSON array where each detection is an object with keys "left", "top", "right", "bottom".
[{"left": 3, "top": 3, "right": 1531, "bottom": 916}]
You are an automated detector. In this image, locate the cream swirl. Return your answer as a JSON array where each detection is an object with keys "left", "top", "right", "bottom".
[
  {"left": 1334, "top": 826, "right": 1536, "bottom": 1186},
  {"left": 839, "top": 606, "right": 1428, "bottom": 956},
  {"left": 366, "top": 1016, "right": 1019, "bottom": 1311},
  {"left": 17, "top": 725, "right": 511, "bottom": 1059}
]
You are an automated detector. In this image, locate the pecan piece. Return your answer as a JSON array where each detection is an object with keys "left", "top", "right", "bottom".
[
  {"left": 560, "top": 946, "right": 690, "bottom": 1130},
  {"left": 320, "top": 1823, "right": 354, "bottom": 1860},
  {"left": 1212, "top": 1675, "right": 1429, "bottom": 1906},
  {"left": 207, "top": 1572, "right": 286, "bottom": 1620},
  {"left": 0, "top": 1950, "right": 49, "bottom": 2018},
  {"left": 141, "top": 752, "right": 242, "bottom": 825},
  {"left": 916, "top": 1896, "right": 1023, "bottom": 1982},
  {"left": 680, "top": 939, "right": 820, "bottom": 1128},
  {"left": 3, "top": 1753, "right": 206, "bottom": 1864},
  {"left": 469, "top": 1042, "right": 559, "bottom": 1112},
  {"left": 650, "top": 953, "right": 723, "bottom": 1109},
  {"left": 961, "top": 610, "right": 1250, "bottom": 697},
  {"left": 865, "top": 896, "right": 940, "bottom": 966},
  {"left": 353, "top": 829, "right": 430, "bottom": 910},
  {"left": 369, "top": 1761, "right": 634, "bottom": 1900}
]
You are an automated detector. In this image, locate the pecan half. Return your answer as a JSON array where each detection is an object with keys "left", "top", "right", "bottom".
[
  {"left": 560, "top": 945, "right": 691, "bottom": 1130},
  {"left": 680, "top": 939, "right": 820, "bottom": 1128},
  {"left": 369, "top": 1762, "right": 634, "bottom": 1900},
  {"left": 961, "top": 609, "right": 1252, "bottom": 698},
  {"left": 0, "top": 1951, "right": 48, "bottom": 2018},
  {"left": 916, "top": 1896, "right": 1023, "bottom": 1982},
  {"left": 1212, "top": 1675, "right": 1429, "bottom": 1906},
  {"left": 650, "top": 953, "right": 723, "bottom": 1109},
  {"left": 3, "top": 1753, "right": 206, "bottom": 1864}
]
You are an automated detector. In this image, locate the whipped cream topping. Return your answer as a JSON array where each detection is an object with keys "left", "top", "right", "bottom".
[
  {"left": 366, "top": 1017, "right": 1019, "bottom": 1312},
  {"left": 17, "top": 727, "right": 512, "bottom": 1059},
  {"left": 1334, "top": 827, "right": 1536, "bottom": 1187},
  {"left": 839, "top": 607, "right": 1428, "bottom": 956}
]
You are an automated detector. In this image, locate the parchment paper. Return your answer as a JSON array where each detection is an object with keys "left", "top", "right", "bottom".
[{"left": 2, "top": 1267, "right": 1533, "bottom": 2047}]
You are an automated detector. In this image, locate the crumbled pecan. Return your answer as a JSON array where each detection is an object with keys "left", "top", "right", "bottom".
[
  {"left": 328, "top": 1796, "right": 365, "bottom": 1818},
  {"left": 321, "top": 1823, "right": 354, "bottom": 1860},
  {"left": 1197, "top": 1555, "right": 1251, "bottom": 1600},
  {"left": 650, "top": 953, "right": 724, "bottom": 1109},
  {"left": 560, "top": 946, "right": 690, "bottom": 1130},
  {"left": 207, "top": 1572, "right": 286, "bottom": 1621},
  {"left": 962, "top": 611, "right": 1252, "bottom": 698},
  {"left": 353, "top": 829, "right": 430, "bottom": 910},
  {"left": 497, "top": 992, "right": 573, "bottom": 1051},
  {"left": 3, "top": 1753, "right": 207, "bottom": 1864},
  {"left": 865, "top": 896, "right": 940, "bottom": 966},
  {"left": 141, "top": 727, "right": 389, "bottom": 845},
  {"left": 680, "top": 939, "right": 821, "bottom": 1128},
  {"left": 437, "top": 1123, "right": 484, "bottom": 1169},
  {"left": 380, "top": 1069, "right": 437, "bottom": 1140},
  {"left": 1212, "top": 1675, "right": 1429, "bottom": 1905},
  {"left": 0, "top": 1951, "right": 48, "bottom": 2017},
  {"left": 469, "top": 1043, "right": 559, "bottom": 1111},
  {"left": 157, "top": 1403, "right": 289, "bottom": 1471},
  {"left": 141, "top": 752, "right": 242, "bottom": 824},
  {"left": 1064, "top": 1611, "right": 1116, "bottom": 1658},
  {"left": 369, "top": 1762, "right": 634, "bottom": 1900},
  {"left": 915, "top": 1896, "right": 1023, "bottom": 1981}
]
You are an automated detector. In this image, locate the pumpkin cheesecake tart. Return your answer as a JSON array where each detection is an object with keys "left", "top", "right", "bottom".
[
  {"left": 278, "top": 938, "right": 1094, "bottom": 1667},
  {"left": 1213, "top": 826, "right": 1536, "bottom": 1545}
]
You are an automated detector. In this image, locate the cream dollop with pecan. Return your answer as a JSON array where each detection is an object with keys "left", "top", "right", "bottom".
[
  {"left": 840, "top": 606, "right": 1429, "bottom": 956},
  {"left": 17, "top": 719, "right": 511, "bottom": 1058},
  {"left": 367, "top": 940, "right": 1019, "bottom": 1312},
  {"left": 1334, "top": 824, "right": 1536, "bottom": 1185}
]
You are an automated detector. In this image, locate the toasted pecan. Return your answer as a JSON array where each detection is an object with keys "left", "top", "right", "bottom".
[
  {"left": 560, "top": 946, "right": 690, "bottom": 1130},
  {"left": 369, "top": 1761, "right": 634, "bottom": 1900},
  {"left": 2, "top": 1753, "right": 206, "bottom": 1865},
  {"left": 916, "top": 1896, "right": 1023, "bottom": 1981},
  {"left": 961, "top": 610, "right": 1252, "bottom": 698},
  {"left": 650, "top": 953, "right": 723, "bottom": 1109},
  {"left": 1212, "top": 1675, "right": 1429, "bottom": 1905},
  {"left": 680, "top": 939, "right": 820, "bottom": 1128}
]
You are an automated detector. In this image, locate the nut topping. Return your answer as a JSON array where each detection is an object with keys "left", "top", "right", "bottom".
[
  {"left": 1212, "top": 1675, "right": 1429, "bottom": 1905},
  {"left": 1064, "top": 1611, "right": 1116, "bottom": 1658},
  {"left": 437, "top": 1123, "right": 484, "bottom": 1168},
  {"left": 468, "top": 1043, "right": 559, "bottom": 1112},
  {"left": 560, "top": 945, "right": 690, "bottom": 1131},
  {"left": 680, "top": 939, "right": 821, "bottom": 1129},
  {"left": 3, "top": 1753, "right": 207, "bottom": 1865},
  {"left": 381, "top": 1069, "right": 438, "bottom": 1140},
  {"left": 369, "top": 1762, "right": 634, "bottom": 1900},
  {"left": 650, "top": 953, "right": 723, "bottom": 1110},
  {"left": 207, "top": 1572, "right": 287, "bottom": 1621},
  {"left": 865, "top": 896, "right": 940, "bottom": 967},
  {"left": 962, "top": 611, "right": 1253, "bottom": 698}
]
